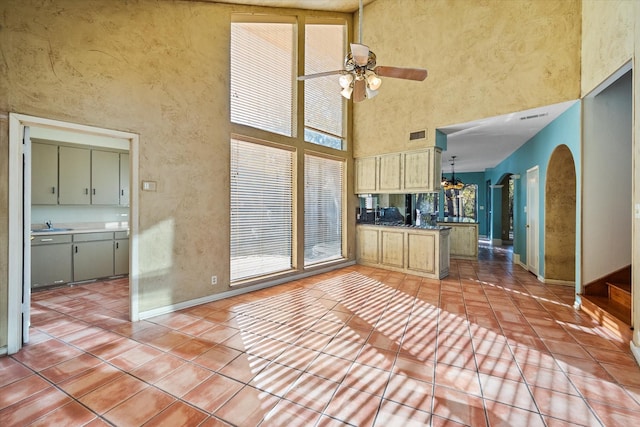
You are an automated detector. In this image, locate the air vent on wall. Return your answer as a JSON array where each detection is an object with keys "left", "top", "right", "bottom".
[
  {"left": 519, "top": 112, "right": 548, "bottom": 121},
  {"left": 409, "top": 129, "right": 426, "bottom": 141}
]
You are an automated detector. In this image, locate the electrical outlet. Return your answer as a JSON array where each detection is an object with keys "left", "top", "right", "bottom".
[{"left": 211, "top": 275, "right": 217, "bottom": 285}]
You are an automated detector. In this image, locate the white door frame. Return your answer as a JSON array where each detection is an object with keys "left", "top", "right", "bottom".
[
  {"left": 8, "top": 113, "right": 140, "bottom": 355},
  {"left": 526, "top": 166, "right": 540, "bottom": 277}
]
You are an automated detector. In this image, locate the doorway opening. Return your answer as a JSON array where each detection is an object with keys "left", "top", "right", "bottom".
[{"left": 8, "top": 114, "right": 139, "bottom": 354}]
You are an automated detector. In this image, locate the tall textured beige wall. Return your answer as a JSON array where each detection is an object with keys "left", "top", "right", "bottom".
[
  {"left": 0, "top": 0, "right": 352, "bottom": 324},
  {"left": 353, "top": 0, "right": 581, "bottom": 157},
  {"left": 581, "top": 0, "right": 634, "bottom": 96},
  {"left": 0, "top": 0, "right": 234, "bottom": 314}
]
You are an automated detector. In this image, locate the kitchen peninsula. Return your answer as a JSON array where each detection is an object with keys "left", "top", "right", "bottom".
[
  {"left": 356, "top": 223, "right": 451, "bottom": 279},
  {"left": 436, "top": 217, "right": 479, "bottom": 259}
]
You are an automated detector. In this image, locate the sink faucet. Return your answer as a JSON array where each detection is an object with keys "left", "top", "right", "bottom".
[{"left": 45, "top": 220, "right": 52, "bottom": 229}]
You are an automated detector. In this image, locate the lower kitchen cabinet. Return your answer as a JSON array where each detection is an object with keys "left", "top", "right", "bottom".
[
  {"left": 380, "top": 230, "right": 405, "bottom": 268},
  {"left": 114, "top": 231, "right": 129, "bottom": 276},
  {"left": 356, "top": 224, "right": 450, "bottom": 279},
  {"left": 73, "top": 232, "right": 115, "bottom": 282},
  {"left": 31, "top": 234, "right": 72, "bottom": 288}
]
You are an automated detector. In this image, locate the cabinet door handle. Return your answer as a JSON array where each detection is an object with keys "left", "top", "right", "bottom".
[
  {"left": 41, "top": 238, "right": 53, "bottom": 242},
  {"left": 51, "top": 187, "right": 56, "bottom": 194},
  {"left": 85, "top": 188, "right": 89, "bottom": 195},
  {"left": 92, "top": 188, "right": 96, "bottom": 195},
  {"left": 121, "top": 189, "right": 124, "bottom": 196},
  {"left": 74, "top": 245, "right": 78, "bottom": 253}
]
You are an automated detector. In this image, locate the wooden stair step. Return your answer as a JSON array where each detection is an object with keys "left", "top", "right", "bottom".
[
  {"left": 580, "top": 294, "right": 631, "bottom": 339},
  {"left": 606, "top": 281, "right": 631, "bottom": 309}
]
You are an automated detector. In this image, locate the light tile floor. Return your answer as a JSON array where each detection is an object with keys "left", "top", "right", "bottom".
[{"left": 2, "top": 245, "right": 640, "bottom": 426}]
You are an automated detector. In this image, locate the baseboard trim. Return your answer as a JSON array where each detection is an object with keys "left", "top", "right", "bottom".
[
  {"left": 540, "top": 278, "right": 575, "bottom": 287},
  {"left": 630, "top": 340, "right": 640, "bottom": 367},
  {"left": 139, "top": 260, "right": 356, "bottom": 320}
]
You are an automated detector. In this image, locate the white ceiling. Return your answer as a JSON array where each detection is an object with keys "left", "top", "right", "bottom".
[
  {"left": 201, "top": 1, "right": 578, "bottom": 174},
  {"left": 438, "top": 100, "right": 577, "bottom": 173}
]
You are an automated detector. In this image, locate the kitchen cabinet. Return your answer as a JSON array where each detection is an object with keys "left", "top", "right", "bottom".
[
  {"left": 380, "top": 229, "right": 404, "bottom": 268},
  {"left": 354, "top": 147, "right": 442, "bottom": 194},
  {"left": 437, "top": 222, "right": 479, "bottom": 258},
  {"left": 32, "top": 142, "right": 128, "bottom": 206},
  {"left": 59, "top": 146, "right": 91, "bottom": 205},
  {"left": 73, "top": 232, "right": 114, "bottom": 282},
  {"left": 355, "top": 157, "right": 378, "bottom": 194},
  {"left": 356, "top": 224, "right": 450, "bottom": 279},
  {"left": 31, "top": 234, "right": 72, "bottom": 288},
  {"left": 114, "top": 231, "right": 129, "bottom": 275},
  {"left": 356, "top": 227, "right": 379, "bottom": 264},
  {"left": 119, "top": 153, "right": 130, "bottom": 206},
  {"left": 403, "top": 148, "right": 441, "bottom": 192},
  {"left": 378, "top": 153, "right": 402, "bottom": 192},
  {"left": 91, "top": 150, "right": 120, "bottom": 205},
  {"left": 31, "top": 142, "right": 59, "bottom": 205}
]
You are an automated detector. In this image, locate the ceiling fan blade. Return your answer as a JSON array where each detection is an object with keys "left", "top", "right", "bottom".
[
  {"left": 374, "top": 66, "right": 428, "bottom": 81},
  {"left": 297, "top": 70, "right": 345, "bottom": 80},
  {"left": 353, "top": 79, "right": 366, "bottom": 102},
  {"left": 350, "top": 43, "right": 370, "bottom": 67}
]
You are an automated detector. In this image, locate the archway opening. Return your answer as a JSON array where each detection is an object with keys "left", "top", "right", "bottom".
[{"left": 544, "top": 145, "right": 576, "bottom": 281}]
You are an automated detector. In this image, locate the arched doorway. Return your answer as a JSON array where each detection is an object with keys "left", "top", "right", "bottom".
[{"left": 545, "top": 145, "right": 576, "bottom": 281}]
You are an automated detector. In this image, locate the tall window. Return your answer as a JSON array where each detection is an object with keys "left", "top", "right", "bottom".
[
  {"left": 304, "top": 22, "right": 346, "bottom": 150},
  {"left": 230, "top": 138, "right": 294, "bottom": 282},
  {"left": 304, "top": 154, "right": 344, "bottom": 265},
  {"left": 230, "top": 18, "right": 296, "bottom": 137}
]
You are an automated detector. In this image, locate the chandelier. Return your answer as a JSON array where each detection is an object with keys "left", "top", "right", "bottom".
[{"left": 441, "top": 156, "right": 465, "bottom": 191}]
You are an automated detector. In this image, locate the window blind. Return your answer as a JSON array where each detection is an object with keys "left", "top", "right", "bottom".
[
  {"left": 304, "top": 154, "right": 344, "bottom": 266},
  {"left": 230, "top": 138, "right": 294, "bottom": 282},
  {"left": 304, "top": 23, "right": 346, "bottom": 149},
  {"left": 230, "top": 20, "right": 296, "bottom": 137}
]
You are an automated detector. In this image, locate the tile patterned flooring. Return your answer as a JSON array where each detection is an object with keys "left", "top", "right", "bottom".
[{"left": 2, "top": 245, "right": 640, "bottom": 426}]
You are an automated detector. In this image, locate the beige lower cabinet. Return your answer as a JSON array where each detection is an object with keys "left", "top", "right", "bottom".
[
  {"left": 356, "top": 225, "right": 450, "bottom": 279},
  {"left": 381, "top": 230, "right": 405, "bottom": 268},
  {"left": 356, "top": 227, "right": 380, "bottom": 264},
  {"left": 438, "top": 222, "right": 478, "bottom": 258}
]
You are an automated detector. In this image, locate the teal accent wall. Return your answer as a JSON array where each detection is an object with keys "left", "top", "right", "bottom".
[
  {"left": 485, "top": 101, "right": 581, "bottom": 279},
  {"left": 436, "top": 130, "right": 447, "bottom": 151}
]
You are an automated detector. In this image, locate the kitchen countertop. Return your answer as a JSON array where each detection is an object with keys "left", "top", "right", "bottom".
[
  {"left": 357, "top": 222, "right": 451, "bottom": 231},
  {"left": 31, "top": 222, "right": 129, "bottom": 236}
]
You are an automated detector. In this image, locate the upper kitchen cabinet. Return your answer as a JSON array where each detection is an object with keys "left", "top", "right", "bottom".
[
  {"left": 355, "top": 156, "right": 378, "bottom": 194},
  {"left": 378, "top": 153, "right": 402, "bottom": 192},
  {"left": 354, "top": 147, "right": 442, "bottom": 194},
  {"left": 59, "top": 146, "right": 91, "bottom": 205},
  {"left": 32, "top": 141, "right": 129, "bottom": 206},
  {"left": 31, "top": 142, "right": 58, "bottom": 205},
  {"left": 403, "top": 148, "right": 442, "bottom": 192},
  {"left": 119, "top": 153, "right": 130, "bottom": 206},
  {"left": 91, "top": 150, "right": 120, "bottom": 205}
]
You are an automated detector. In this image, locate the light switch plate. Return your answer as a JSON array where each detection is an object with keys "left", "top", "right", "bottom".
[{"left": 142, "top": 181, "right": 157, "bottom": 191}]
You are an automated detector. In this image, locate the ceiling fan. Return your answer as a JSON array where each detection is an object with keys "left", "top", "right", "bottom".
[{"left": 297, "top": 0, "right": 428, "bottom": 102}]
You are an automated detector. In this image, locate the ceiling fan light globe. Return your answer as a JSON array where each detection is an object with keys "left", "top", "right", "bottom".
[
  {"left": 367, "top": 74, "right": 382, "bottom": 90},
  {"left": 340, "top": 86, "right": 353, "bottom": 99},
  {"left": 339, "top": 73, "right": 354, "bottom": 88}
]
